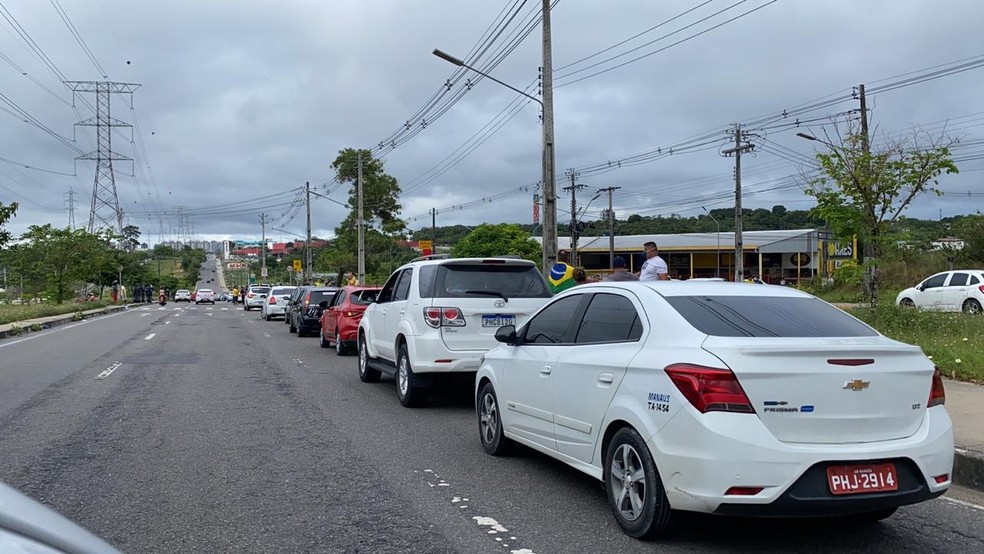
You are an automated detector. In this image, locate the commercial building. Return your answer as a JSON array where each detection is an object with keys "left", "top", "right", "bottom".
[{"left": 539, "top": 229, "right": 855, "bottom": 283}]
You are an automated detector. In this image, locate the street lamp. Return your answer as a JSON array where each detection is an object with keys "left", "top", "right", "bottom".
[
  {"left": 432, "top": 47, "right": 557, "bottom": 272},
  {"left": 702, "top": 207, "right": 721, "bottom": 278}
]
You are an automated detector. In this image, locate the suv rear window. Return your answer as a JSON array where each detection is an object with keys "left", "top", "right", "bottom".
[
  {"left": 664, "top": 295, "right": 878, "bottom": 337},
  {"left": 271, "top": 287, "right": 294, "bottom": 296},
  {"left": 429, "top": 264, "right": 551, "bottom": 299}
]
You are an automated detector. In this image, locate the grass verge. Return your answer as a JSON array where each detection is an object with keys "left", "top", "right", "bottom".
[
  {"left": 851, "top": 303, "right": 984, "bottom": 383},
  {"left": 0, "top": 301, "right": 115, "bottom": 325}
]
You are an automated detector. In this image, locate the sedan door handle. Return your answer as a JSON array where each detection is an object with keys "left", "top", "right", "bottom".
[
  {"left": 598, "top": 373, "right": 614, "bottom": 384},
  {"left": 540, "top": 365, "right": 552, "bottom": 375}
]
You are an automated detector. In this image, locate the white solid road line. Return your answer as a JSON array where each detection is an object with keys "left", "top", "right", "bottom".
[
  {"left": 96, "top": 361, "right": 122, "bottom": 380},
  {"left": 0, "top": 306, "right": 146, "bottom": 350},
  {"left": 144, "top": 333, "right": 156, "bottom": 340},
  {"left": 943, "top": 496, "right": 984, "bottom": 512},
  {"left": 141, "top": 313, "right": 151, "bottom": 317}
]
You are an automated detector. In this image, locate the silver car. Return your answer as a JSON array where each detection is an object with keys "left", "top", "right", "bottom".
[
  {"left": 243, "top": 285, "right": 272, "bottom": 311},
  {"left": 260, "top": 286, "right": 296, "bottom": 321}
]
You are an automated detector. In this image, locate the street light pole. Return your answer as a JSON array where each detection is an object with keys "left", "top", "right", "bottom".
[
  {"left": 702, "top": 206, "right": 721, "bottom": 278},
  {"left": 433, "top": 27, "right": 558, "bottom": 271}
]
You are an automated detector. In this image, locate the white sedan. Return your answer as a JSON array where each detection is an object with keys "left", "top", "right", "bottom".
[
  {"left": 476, "top": 281, "right": 952, "bottom": 539},
  {"left": 896, "top": 269, "right": 984, "bottom": 314}
]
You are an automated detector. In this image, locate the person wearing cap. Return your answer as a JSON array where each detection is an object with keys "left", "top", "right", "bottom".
[
  {"left": 547, "top": 249, "right": 576, "bottom": 293},
  {"left": 607, "top": 256, "right": 639, "bottom": 281}
]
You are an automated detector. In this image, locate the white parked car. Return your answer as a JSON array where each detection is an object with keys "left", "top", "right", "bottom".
[
  {"left": 243, "top": 285, "right": 271, "bottom": 311},
  {"left": 260, "top": 286, "right": 296, "bottom": 321},
  {"left": 476, "top": 281, "right": 952, "bottom": 539},
  {"left": 896, "top": 270, "right": 984, "bottom": 314},
  {"left": 358, "top": 256, "right": 553, "bottom": 407}
]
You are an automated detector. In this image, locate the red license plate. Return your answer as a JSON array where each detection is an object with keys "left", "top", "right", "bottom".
[{"left": 826, "top": 463, "right": 898, "bottom": 495}]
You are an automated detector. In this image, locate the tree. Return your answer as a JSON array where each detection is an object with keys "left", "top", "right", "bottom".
[
  {"left": 955, "top": 214, "right": 984, "bottom": 265},
  {"left": 0, "top": 201, "right": 17, "bottom": 248},
  {"left": 451, "top": 224, "right": 541, "bottom": 262},
  {"left": 16, "top": 225, "right": 107, "bottom": 303},
  {"left": 806, "top": 123, "right": 958, "bottom": 305},
  {"left": 329, "top": 148, "right": 409, "bottom": 279},
  {"left": 121, "top": 224, "right": 141, "bottom": 251}
]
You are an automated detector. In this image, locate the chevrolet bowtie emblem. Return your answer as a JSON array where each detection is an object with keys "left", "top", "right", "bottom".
[{"left": 843, "top": 379, "right": 870, "bottom": 391}]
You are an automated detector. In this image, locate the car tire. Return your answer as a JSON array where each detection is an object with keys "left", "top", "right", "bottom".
[
  {"left": 297, "top": 325, "right": 307, "bottom": 338},
  {"left": 478, "top": 382, "right": 513, "bottom": 456},
  {"left": 335, "top": 331, "right": 347, "bottom": 356},
  {"left": 264, "top": 313, "right": 271, "bottom": 321},
  {"left": 963, "top": 299, "right": 982, "bottom": 314},
  {"left": 604, "top": 427, "right": 673, "bottom": 540},
  {"left": 396, "top": 343, "right": 427, "bottom": 407},
  {"left": 319, "top": 329, "right": 330, "bottom": 348},
  {"left": 244, "top": 305, "right": 250, "bottom": 311},
  {"left": 900, "top": 298, "right": 915, "bottom": 308},
  {"left": 358, "top": 335, "right": 381, "bottom": 383}
]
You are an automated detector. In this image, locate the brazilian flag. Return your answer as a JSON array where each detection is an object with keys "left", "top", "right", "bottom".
[{"left": 547, "top": 262, "right": 575, "bottom": 293}]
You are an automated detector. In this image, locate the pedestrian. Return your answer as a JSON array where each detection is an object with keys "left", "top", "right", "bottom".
[
  {"left": 146, "top": 284, "right": 153, "bottom": 303},
  {"left": 346, "top": 272, "right": 358, "bottom": 286},
  {"left": 572, "top": 267, "right": 589, "bottom": 286},
  {"left": 240, "top": 286, "right": 247, "bottom": 304},
  {"left": 120, "top": 283, "right": 128, "bottom": 303},
  {"left": 111, "top": 280, "right": 119, "bottom": 303},
  {"left": 606, "top": 256, "right": 639, "bottom": 281},
  {"left": 547, "top": 249, "right": 576, "bottom": 293},
  {"left": 780, "top": 277, "right": 788, "bottom": 287},
  {"left": 231, "top": 286, "right": 239, "bottom": 304},
  {"left": 637, "top": 242, "right": 669, "bottom": 281}
]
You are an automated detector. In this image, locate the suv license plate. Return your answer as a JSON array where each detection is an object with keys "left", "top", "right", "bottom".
[
  {"left": 826, "top": 463, "right": 898, "bottom": 495},
  {"left": 482, "top": 315, "right": 515, "bottom": 327}
]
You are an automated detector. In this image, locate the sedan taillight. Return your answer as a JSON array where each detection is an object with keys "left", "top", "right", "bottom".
[
  {"left": 269, "top": 296, "right": 276, "bottom": 304},
  {"left": 928, "top": 367, "right": 946, "bottom": 407},
  {"left": 664, "top": 363, "right": 755, "bottom": 414}
]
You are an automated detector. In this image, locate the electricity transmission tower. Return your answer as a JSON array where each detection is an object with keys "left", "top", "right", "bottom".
[
  {"left": 64, "top": 187, "right": 78, "bottom": 230},
  {"left": 67, "top": 81, "right": 140, "bottom": 239}
]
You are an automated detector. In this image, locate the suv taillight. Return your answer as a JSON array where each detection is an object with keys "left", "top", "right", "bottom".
[
  {"left": 269, "top": 296, "right": 276, "bottom": 304},
  {"left": 665, "top": 363, "right": 755, "bottom": 414},
  {"left": 247, "top": 293, "right": 255, "bottom": 298},
  {"left": 979, "top": 284, "right": 984, "bottom": 295},
  {"left": 423, "top": 306, "right": 465, "bottom": 328},
  {"left": 928, "top": 367, "right": 946, "bottom": 407}
]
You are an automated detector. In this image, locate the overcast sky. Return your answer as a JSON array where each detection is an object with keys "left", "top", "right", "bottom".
[{"left": 2, "top": 0, "right": 983, "bottom": 244}]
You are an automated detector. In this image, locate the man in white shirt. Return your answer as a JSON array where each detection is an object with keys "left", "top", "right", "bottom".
[{"left": 638, "top": 241, "right": 670, "bottom": 281}]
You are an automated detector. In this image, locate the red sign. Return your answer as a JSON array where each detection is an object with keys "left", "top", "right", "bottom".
[{"left": 826, "top": 463, "right": 898, "bottom": 495}]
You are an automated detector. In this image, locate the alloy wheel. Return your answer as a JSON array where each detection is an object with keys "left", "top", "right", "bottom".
[{"left": 609, "top": 444, "right": 647, "bottom": 522}]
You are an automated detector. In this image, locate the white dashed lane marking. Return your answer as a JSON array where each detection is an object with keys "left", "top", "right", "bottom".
[
  {"left": 96, "top": 361, "right": 122, "bottom": 380},
  {"left": 144, "top": 333, "right": 156, "bottom": 340}
]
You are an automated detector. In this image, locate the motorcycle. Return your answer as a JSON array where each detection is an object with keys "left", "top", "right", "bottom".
[{"left": 159, "top": 293, "right": 167, "bottom": 307}]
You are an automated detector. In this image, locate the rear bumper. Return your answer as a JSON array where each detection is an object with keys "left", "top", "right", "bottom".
[
  {"left": 299, "top": 315, "right": 321, "bottom": 332},
  {"left": 406, "top": 334, "right": 484, "bottom": 373},
  {"left": 651, "top": 407, "right": 954, "bottom": 515},
  {"left": 264, "top": 305, "right": 286, "bottom": 317}
]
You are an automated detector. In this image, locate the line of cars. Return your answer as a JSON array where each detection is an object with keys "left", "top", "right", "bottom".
[
  {"left": 252, "top": 283, "right": 381, "bottom": 356},
  {"left": 346, "top": 255, "right": 955, "bottom": 540}
]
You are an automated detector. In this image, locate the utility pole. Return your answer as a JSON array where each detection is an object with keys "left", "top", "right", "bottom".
[
  {"left": 260, "top": 213, "right": 268, "bottom": 283},
  {"left": 541, "top": 0, "right": 558, "bottom": 273},
  {"left": 563, "top": 170, "right": 585, "bottom": 267},
  {"left": 305, "top": 181, "right": 312, "bottom": 283},
  {"left": 431, "top": 207, "right": 437, "bottom": 245},
  {"left": 64, "top": 187, "right": 77, "bottom": 230},
  {"left": 722, "top": 124, "right": 754, "bottom": 282},
  {"left": 857, "top": 83, "right": 876, "bottom": 305},
  {"left": 357, "top": 150, "right": 365, "bottom": 285},
  {"left": 67, "top": 81, "right": 139, "bottom": 242},
  {"left": 858, "top": 83, "right": 869, "bottom": 154},
  {"left": 598, "top": 187, "right": 620, "bottom": 269}
]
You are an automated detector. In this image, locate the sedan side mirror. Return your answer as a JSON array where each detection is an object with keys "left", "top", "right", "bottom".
[
  {"left": 916, "top": 284, "right": 925, "bottom": 292},
  {"left": 494, "top": 324, "right": 518, "bottom": 345}
]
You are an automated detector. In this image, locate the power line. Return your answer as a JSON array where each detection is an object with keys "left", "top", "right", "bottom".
[{"left": 48, "top": 0, "right": 108, "bottom": 78}]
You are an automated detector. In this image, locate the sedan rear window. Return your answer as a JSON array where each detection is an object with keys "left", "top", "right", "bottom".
[
  {"left": 664, "top": 296, "right": 878, "bottom": 337},
  {"left": 432, "top": 264, "right": 551, "bottom": 299},
  {"left": 251, "top": 287, "right": 271, "bottom": 294},
  {"left": 351, "top": 290, "right": 378, "bottom": 305}
]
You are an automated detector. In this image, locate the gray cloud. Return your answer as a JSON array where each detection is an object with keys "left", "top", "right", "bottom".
[{"left": 2, "top": 0, "right": 982, "bottom": 244}]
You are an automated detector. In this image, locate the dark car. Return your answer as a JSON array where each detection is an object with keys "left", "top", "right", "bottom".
[{"left": 288, "top": 286, "right": 338, "bottom": 337}]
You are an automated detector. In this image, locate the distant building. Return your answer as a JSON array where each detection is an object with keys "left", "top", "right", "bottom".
[{"left": 931, "top": 237, "right": 965, "bottom": 251}]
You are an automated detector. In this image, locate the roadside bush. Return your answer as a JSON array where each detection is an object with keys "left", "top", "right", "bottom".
[
  {"left": 8, "top": 323, "right": 23, "bottom": 336},
  {"left": 29, "top": 323, "right": 42, "bottom": 332}
]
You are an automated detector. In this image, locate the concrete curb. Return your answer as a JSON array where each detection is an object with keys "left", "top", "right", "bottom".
[
  {"left": 0, "top": 305, "right": 130, "bottom": 340},
  {"left": 953, "top": 447, "right": 984, "bottom": 493}
]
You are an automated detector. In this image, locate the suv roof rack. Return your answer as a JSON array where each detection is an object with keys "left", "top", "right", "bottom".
[{"left": 411, "top": 254, "right": 452, "bottom": 262}]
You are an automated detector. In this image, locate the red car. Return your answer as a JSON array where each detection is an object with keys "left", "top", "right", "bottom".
[{"left": 319, "top": 286, "right": 381, "bottom": 355}]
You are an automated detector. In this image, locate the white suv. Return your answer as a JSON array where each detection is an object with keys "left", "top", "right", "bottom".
[{"left": 358, "top": 256, "right": 552, "bottom": 407}]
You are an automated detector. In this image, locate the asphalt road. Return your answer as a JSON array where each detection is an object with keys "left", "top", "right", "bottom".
[{"left": 1, "top": 259, "right": 984, "bottom": 553}]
